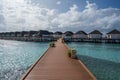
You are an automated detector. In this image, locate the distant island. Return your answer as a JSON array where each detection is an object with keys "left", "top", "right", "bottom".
[{"left": 0, "top": 29, "right": 120, "bottom": 43}]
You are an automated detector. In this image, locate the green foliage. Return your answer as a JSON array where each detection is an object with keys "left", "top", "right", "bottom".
[
  {"left": 68, "top": 49, "right": 72, "bottom": 57},
  {"left": 49, "top": 42, "right": 55, "bottom": 47},
  {"left": 62, "top": 38, "right": 64, "bottom": 43},
  {"left": 67, "top": 48, "right": 77, "bottom": 59}
]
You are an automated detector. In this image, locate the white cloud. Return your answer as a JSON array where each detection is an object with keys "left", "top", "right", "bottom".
[
  {"left": 52, "top": 4, "right": 80, "bottom": 28},
  {"left": 56, "top": 1, "right": 61, "bottom": 5},
  {"left": 86, "top": 1, "right": 97, "bottom": 10},
  {"left": 0, "top": 0, "right": 120, "bottom": 33},
  {"left": 52, "top": 1, "right": 120, "bottom": 32},
  {"left": 0, "top": 0, "right": 57, "bottom": 31}
]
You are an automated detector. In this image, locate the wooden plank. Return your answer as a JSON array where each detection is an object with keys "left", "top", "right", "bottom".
[{"left": 20, "top": 39, "right": 96, "bottom": 80}]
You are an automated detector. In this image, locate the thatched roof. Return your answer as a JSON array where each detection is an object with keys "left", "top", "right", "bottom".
[
  {"left": 37, "top": 30, "right": 50, "bottom": 37},
  {"left": 54, "top": 31, "right": 63, "bottom": 35},
  {"left": 89, "top": 30, "right": 102, "bottom": 35},
  {"left": 64, "top": 31, "right": 73, "bottom": 36},
  {"left": 75, "top": 31, "right": 87, "bottom": 35},
  {"left": 107, "top": 29, "right": 120, "bottom": 34}
]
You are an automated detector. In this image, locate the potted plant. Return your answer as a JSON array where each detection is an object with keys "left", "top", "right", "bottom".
[
  {"left": 49, "top": 42, "right": 55, "bottom": 47},
  {"left": 67, "top": 48, "right": 77, "bottom": 59},
  {"left": 62, "top": 38, "right": 64, "bottom": 43},
  {"left": 68, "top": 49, "right": 72, "bottom": 57}
]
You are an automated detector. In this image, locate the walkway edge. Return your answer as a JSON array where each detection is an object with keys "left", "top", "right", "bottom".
[
  {"left": 77, "top": 60, "right": 96, "bottom": 80},
  {"left": 64, "top": 43, "right": 97, "bottom": 80},
  {"left": 20, "top": 40, "right": 96, "bottom": 80},
  {"left": 20, "top": 47, "right": 50, "bottom": 80}
]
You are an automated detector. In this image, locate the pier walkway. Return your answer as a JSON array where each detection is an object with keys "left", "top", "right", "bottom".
[{"left": 21, "top": 39, "right": 96, "bottom": 80}]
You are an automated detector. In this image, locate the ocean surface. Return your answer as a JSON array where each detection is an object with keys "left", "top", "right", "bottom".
[
  {"left": 0, "top": 40, "right": 49, "bottom": 80},
  {"left": 0, "top": 40, "right": 120, "bottom": 80},
  {"left": 67, "top": 42, "right": 120, "bottom": 80}
]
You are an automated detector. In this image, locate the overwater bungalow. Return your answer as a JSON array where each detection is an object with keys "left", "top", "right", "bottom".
[
  {"left": 0, "top": 33, "right": 2, "bottom": 37},
  {"left": 16, "top": 32, "right": 23, "bottom": 37},
  {"left": 21, "top": 31, "right": 30, "bottom": 41},
  {"left": 28, "top": 31, "right": 38, "bottom": 41},
  {"left": 2, "top": 32, "right": 6, "bottom": 37},
  {"left": 22, "top": 31, "right": 29, "bottom": 37},
  {"left": 14, "top": 32, "right": 24, "bottom": 40},
  {"left": 28, "top": 31, "right": 38, "bottom": 37},
  {"left": 63, "top": 31, "right": 73, "bottom": 41},
  {"left": 7, "top": 32, "right": 17, "bottom": 40},
  {"left": 49, "top": 32, "right": 54, "bottom": 39},
  {"left": 106, "top": 29, "right": 120, "bottom": 39},
  {"left": 14, "top": 31, "right": 36, "bottom": 41},
  {"left": 88, "top": 30, "right": 102, "bottom": 39},
  {"left": 10, "top": 32, "right": 16, "bottom": 37},
  {"left": 53, "top": 31, "right": 63, "bottom": 40},
  {"left": 73, "top": 31, "right": 87, "bottom": 41},
  {"left": 4, "top": 32, "right": 10, "bottom": 37},
  {"left": 36, "top": 30, "right": 53, "bottom": 41},
  {"left": 2, "top": 33, "right": 5, "bottom": 37},
  {"left": 6, "top": 32, "right": 10, "bottom": 37},
  {"left": 0, "top": 32, "right": 5, "bottom": 38}
]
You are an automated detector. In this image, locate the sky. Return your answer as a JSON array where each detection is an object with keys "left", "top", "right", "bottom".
[{"left": 0, "top": 0, "right": 120, "bottom": 33}]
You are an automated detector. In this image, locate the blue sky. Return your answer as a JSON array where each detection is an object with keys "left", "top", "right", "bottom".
[
  {"left": 30, "top": 0, "right": 120, "bottom": 12},
  {"left": 0, "top": 0, "right": 120, "bottom": 33}
]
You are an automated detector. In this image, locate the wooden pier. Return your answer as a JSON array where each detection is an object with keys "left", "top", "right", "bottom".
[{"left": 20, "top": 39, "right": 96, "bottom": 80}]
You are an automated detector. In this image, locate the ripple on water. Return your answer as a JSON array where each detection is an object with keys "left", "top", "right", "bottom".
[
  {"left": 0, "top": 40, "right": 49, "bottom": 80},
  {"left": 68, "top": 42, "right": 120, "bottom": 80},
  {"left": 77, "top": 55, "right": 120, "bottom": 80},
  {"left": 0, "top": 66, "right": 30, "bottom": 80}
]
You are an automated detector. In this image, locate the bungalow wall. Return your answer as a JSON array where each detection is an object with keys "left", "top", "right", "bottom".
[
  {"left": 16, "top": 33, "right": 23, "bottom": 37},
  {"left": 73, "top": 34, "right": 87, "bottom": 39},
  {"left": 0, "top": 33, "right": 3, "bottom": 37},
  {"left": 63, "top": 35, "right": 72, "bottom": 39},
  {"left": 41, "top": 34, "right": 53, "bottom": 40},
  {"left": 1, "top": 34, "right": 4, "bottom": 37},
  {"left": 11, "top": 33, "right": 16, "bottom": 37},
  {"left": 24, "top": 33, "right": 29, "bottom": 37},
  {"left": 88, "top": 34, "right": 102, "bottom": 39},
  {"left": 53, "top": 34, "right": 62, "bottom": 39},
  {"left": 107, "top": 34, "right": 120, "bottom": 39},
  {"left": 5, "top": 33, "right": 10, "bottom": 37}
]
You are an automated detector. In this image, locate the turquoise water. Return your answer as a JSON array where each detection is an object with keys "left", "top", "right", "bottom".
[
  {"left": 0, "top": 40, "right": 120, "bottom": 80},
  {"left": 68, "top": 42, "right": 120, "bottom": 80},
  {"left": 0, "top": 40, "right": 49, "bottom": 80}
]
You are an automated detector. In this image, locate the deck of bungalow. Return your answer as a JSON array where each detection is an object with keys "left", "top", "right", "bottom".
[{"left": 20, "top": 39, "right": 96, "bottom": 80}]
